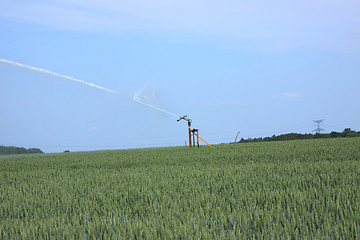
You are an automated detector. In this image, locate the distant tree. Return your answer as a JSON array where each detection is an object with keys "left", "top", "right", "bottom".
[
  {"left": 342, "top": 128, "right": 353, "bottom": 137},
  {"left": 236, "top": 128, "right": 359, "bottom": 144},
  {"left": 263, "top": 137, "right": 271, "bottom": 141},
  {"left": 0, "top": 146, "right": 43, "bottom": 155},
  {"left": 27, "top": 148, "right": 43, "bottom": 154},
  {"left": 330, "top": 131, "right": 341, "bottom": 138}
]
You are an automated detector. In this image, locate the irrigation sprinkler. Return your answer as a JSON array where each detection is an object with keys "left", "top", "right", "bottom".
[{"left": 177, "top": 115, "right": 212, "bottom": 148}]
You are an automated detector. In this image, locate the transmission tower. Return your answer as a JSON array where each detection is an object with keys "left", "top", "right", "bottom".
[{"left": 313, "top": 119, "right": 325, "bottom": 134}]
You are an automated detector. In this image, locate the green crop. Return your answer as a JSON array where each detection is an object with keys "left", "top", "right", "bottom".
[{"left": 1, "top": 138, "right": 359, "bottom": 239}]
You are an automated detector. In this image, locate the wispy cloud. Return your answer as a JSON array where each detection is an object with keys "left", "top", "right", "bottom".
[
  {"left": 273, "top": 92, "right": 303, "bottom": 99},
  {"left": 0, "top": 0, "right": 359, "bottom": 52}
]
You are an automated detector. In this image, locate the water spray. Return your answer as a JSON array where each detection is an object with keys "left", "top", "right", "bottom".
[
  {"left": 0, "top": 58, "right": 119, "bottom": 95},
  {"left": 0, "top": 58, "right": 178, "bottom": 118},
  {"left": 133, "top": 94, "right": 179, "bottom": 118}
]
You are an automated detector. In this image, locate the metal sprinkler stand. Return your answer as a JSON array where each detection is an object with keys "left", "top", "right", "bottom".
[{"left": 177, "top": 115, "right": 212, "bottom": 148}]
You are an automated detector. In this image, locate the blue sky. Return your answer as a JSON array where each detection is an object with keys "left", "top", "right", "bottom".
[{"left": 1, "top": 0, "right": 359, "bottom": 152}]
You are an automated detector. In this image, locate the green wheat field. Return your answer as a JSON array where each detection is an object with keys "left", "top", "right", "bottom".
[{"left": 1, "top": 138, "right": 359, "bottom": 239}]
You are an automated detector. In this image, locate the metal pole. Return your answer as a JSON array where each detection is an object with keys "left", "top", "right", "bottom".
[
  {"left": 196, "top": 129, "right": 199, "bottom": 148},
  {"left": 188, "top": 121, "right": 192, "bottom": 148},
  {"left": 234, "top": 131, "right": 240, "bottom": 144}
]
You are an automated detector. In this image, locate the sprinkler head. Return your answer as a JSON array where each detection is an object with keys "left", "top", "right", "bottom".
[
  {"left": 177, "top": 115, "right": 188, "bottom": 122},
  {"left": 177, "top": 115, "right": 192, "bottom": 123}
]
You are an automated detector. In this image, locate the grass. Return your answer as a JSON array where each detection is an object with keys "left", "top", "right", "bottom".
[{"left": 1, "top": 138, "right": 359, "bottom": 239}]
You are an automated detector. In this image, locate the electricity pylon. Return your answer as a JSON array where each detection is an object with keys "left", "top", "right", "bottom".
[{"left": 313, "top": 119, "right": 325, "bottom": 134}]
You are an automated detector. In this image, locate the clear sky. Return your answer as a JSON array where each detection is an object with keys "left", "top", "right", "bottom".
[{"left": 1, "top": 0, "right": 359, "bottom": 152}]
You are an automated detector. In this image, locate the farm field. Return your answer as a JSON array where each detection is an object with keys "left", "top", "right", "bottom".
[{"left": 1, "top": 138, "right": 360, "bottom": 239}]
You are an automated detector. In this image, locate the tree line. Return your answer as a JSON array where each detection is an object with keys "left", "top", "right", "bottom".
[
  {"left": 0, "top": 146, "right": 43, "bottom": 155},
  {"left": 239, "top": 128, "right": 360, "bottom": 143}
]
